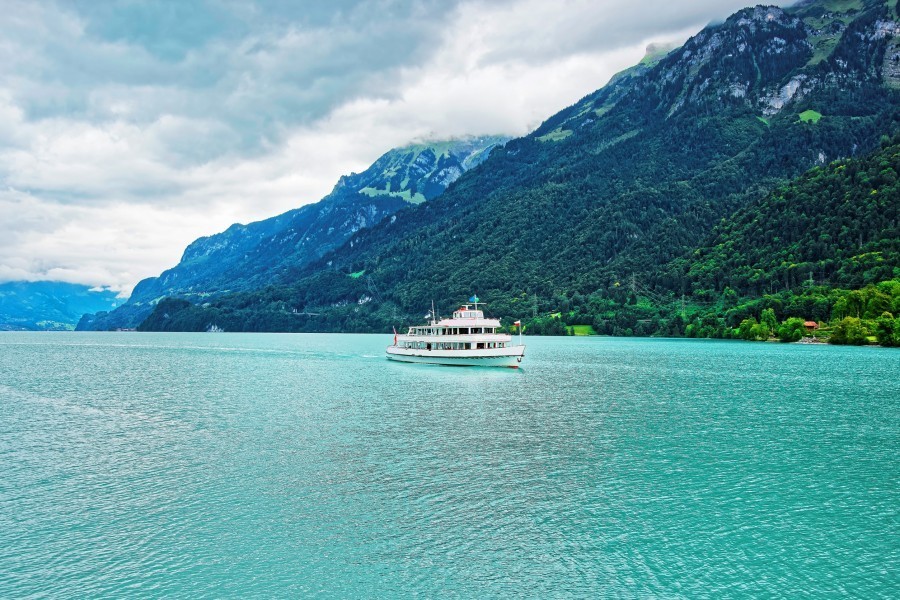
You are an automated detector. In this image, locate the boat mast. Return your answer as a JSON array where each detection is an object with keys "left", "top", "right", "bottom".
[{"left": 431, "top": 299, "right": 436, "bottom": 326}]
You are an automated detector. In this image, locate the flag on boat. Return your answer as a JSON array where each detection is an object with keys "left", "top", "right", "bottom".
[
  {"left": 514, "top": 320, "right": 521, "bottom": 327},
  {"left": 469, "top": 295, "right": 479, "bottom": 303},
  {"left": 393, "top": 326, "right": 398, "bottom": 346}
]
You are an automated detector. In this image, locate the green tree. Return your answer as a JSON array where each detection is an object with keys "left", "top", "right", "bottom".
[
  {"left": 777, "top": 317, "right": 807, "bottom": 342},
  {"left": 829, "top": 317, "right": 869, "bottom": 345},
  {"left": 721, "top": 287, "right": 738, "bottom": 309},
  {"left": 875, "top": 313, "right": 900, "bottom": 347},
  {"left": 738, "top": 317, "right": 758, "bottom": 340},
  {"left": 760, "top": 308, "right": 778, "bottom": 336},
  {"left": 750, "top": 322, "right": 771, "bottom": 341}
]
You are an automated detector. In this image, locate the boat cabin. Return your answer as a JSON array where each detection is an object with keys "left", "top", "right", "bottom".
[
  {"left": 399, "top": 340, "right": 509, "bottom": 350},
  {"left": 453, "top": 305, "right": 482, "bottom": 319},
  {"left": 407, "top": 325, "right": 499, "bottom": 335}
]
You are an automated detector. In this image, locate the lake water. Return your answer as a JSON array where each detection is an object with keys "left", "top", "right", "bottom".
[{"left": 0, "top": 332, "right": 897, "bottom": 597}]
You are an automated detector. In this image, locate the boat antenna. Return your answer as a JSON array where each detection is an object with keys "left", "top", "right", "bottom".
[{"left": 431, "top": 299, "right": 436, "bottom": 325}]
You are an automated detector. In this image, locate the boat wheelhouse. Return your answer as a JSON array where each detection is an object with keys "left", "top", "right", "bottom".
[{"left": 386, "top": 302, "right": 525, "bottom": 368}]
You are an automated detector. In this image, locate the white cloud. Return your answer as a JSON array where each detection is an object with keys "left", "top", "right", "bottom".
[{"left": 0, "top": 0, "right": 785, "bottom": 294}]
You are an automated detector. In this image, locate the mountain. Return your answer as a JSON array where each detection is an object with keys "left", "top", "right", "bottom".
[
  {"left": 0, "top": 281, "right": 119, "bottom": 331},
  {"left": 77, "top": 137, "right": 508, "bottom": 331},
  {"left": 138, "top": 0, "right": 900, "bottom": 335},
  {"left": 673, "top": 136, "right": 900, "bottom": 299}
]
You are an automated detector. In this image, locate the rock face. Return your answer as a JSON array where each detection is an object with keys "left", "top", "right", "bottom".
[
  {"left": 883, "top": 23, "right": 900, "bottom": 87},
  {"left": 535, "top": 2, "right": 897, "bottom": 138},
  {"left": 77, "top": 137, "right": 507, "bottom": 330}
]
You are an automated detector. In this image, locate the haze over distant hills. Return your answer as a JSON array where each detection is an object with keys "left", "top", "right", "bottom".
[
  {"left": 0, "top": 282, "right": 118, "bottom": 331},
  {"left": 132, "top": 0, "right": 899, "bottom": 337}
]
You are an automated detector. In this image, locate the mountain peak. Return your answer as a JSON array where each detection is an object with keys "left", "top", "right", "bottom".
[
  {"left": 732, "top": 5, "right": 790, "bottom": 25},
  {"left": 348, "top": 136, "right": 509, "bottom": 205}
]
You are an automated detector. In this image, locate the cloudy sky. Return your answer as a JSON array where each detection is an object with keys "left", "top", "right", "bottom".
[{"left": 0, "top": 0, "right": 782, "bottom": 295}]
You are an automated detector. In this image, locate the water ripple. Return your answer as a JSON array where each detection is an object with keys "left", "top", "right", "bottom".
[{"left": 0, "top": 333, "right": 897, "bottom": 597}]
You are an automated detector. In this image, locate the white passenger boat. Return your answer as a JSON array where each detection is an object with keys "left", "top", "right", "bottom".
[{"left": 386, "top": 299, "right": 525, "bottom": 368}]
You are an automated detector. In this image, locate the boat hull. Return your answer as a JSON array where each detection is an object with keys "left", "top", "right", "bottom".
[{"left": 386, "top": 346, "right": 524, "bottom": 368}]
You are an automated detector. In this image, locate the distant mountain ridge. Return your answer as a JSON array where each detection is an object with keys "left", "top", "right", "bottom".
[
  {"left": 135, "top": 0, "right": 900, "bottom": 334},
  {"left": 77, "top": 136, "right": 508, "bottom": 330},
  {"left": 0, "top": 282, "right": 119, "bottom": 331}
]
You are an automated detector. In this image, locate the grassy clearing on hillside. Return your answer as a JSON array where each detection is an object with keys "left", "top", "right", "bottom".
[
  {"left": 590, "top": 129, "right": 641, "bottom": 154},
  {"left": 349, "top": 270, "right": 365, "bottom": 279},
  {"left": 568, "top": 325, "right": 597, "bottom": 336},
  {"left": 796, "top": 0, "right": 863, "bottom": 65},
  {"left": 808, "top": 36, "right": 841, "bottom": 65},
  {"left": 795, "top": 0, "right": 862, "bottom": 18},
  {"left": 817, "top": 0, "right": 863, "bottom": 11},
  {"left": 359, "top": 186, "right": 426, "bottom": 204},
  {"left": 799, "top": 110, "right": 823, "bottom": 123},
  {"left": 537, "top": 128, "right": 573, "bottom": 143}
]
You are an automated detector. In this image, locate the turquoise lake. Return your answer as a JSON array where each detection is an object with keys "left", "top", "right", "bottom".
[{"left": 0, "top": 332, "right": 897, "bottom": 597}]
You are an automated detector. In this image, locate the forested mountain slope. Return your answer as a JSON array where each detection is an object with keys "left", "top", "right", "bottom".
[
  {"left": 673, "top": 137, "right": 899, "bottom": 298},
  {"left": 77, "top": 137, "right": 506, "bottom": 330},
  {"left": 139, "top": 0, "right": 900, "bottom": 334}
]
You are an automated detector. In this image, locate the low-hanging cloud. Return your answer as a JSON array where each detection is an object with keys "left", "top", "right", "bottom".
[{"left": 0, "top": 0, "right": 785, "bottom": 294}]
